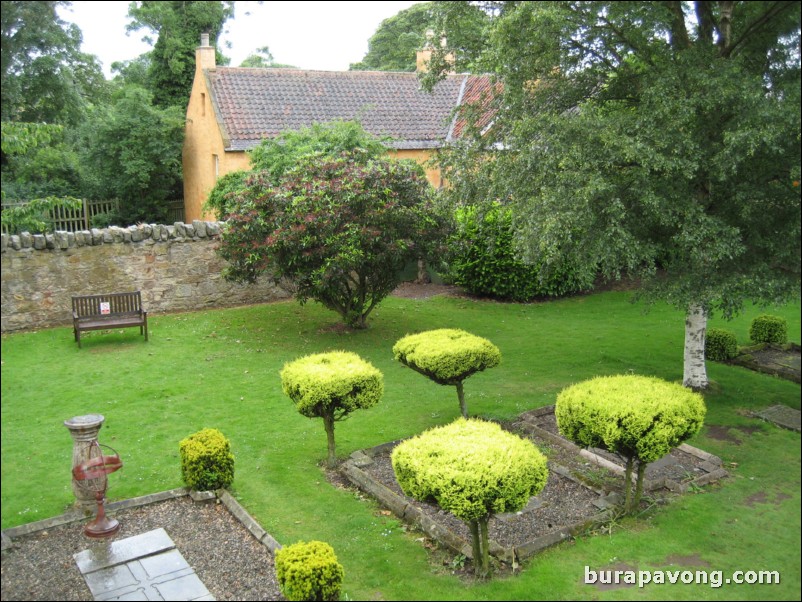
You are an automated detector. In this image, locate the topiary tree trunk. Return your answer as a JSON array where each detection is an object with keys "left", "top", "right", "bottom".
[
  {"left": 322, "top": 413, "right": 337, "bottom": 469},
  {"left": 455, "top": 381, "right": 467, "bottom": 418}
]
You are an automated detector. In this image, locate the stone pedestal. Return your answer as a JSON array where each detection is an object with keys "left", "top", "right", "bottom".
[{"left": 64, "top": 414, "right": 105, "bottom": 509}]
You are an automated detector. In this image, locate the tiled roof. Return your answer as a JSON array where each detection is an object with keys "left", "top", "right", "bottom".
[
  {"left": 450, "top": 75, "right": 501, "bottom": 140},
  {"left": 206, "top": 68, "right": 482, "bottom": 151}
]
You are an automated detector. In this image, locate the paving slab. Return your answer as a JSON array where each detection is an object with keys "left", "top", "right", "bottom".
[
  {"left": 752, "top": 404, "right": 801, "bottom": 432},
  {"left": 74, "top": 528, "right": 214, "bottom": 601}
]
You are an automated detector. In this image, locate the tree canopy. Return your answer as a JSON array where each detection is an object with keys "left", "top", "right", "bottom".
[
  {"left": 1, "top": 0, "right": 106, "bottom": 125},
  {"left": 220, "top": 149, "right": 448, "bottom": 329},
  {"left": 126, "top": 0, "right": 234, "bottom": 108},
  {"left": 350, "top": 2, "right": 433, "bottom": 71},
  {"left": 431, "top": 1, "right": 801, "bottom": 389}
]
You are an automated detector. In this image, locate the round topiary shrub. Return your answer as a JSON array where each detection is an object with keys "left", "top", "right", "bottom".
[
  {"left": 275, "top": 540, "right": 344, "bottom": 601},
  {"left": 179, "top": 428, "right": 235, "bottom": 491},
  {"left": 749, "top": 314, "right": 788, "bottom": 345},
  {"left": 705, "top": 328, "right": 738, "bottom": 361},
  {"left": 281, "top": 351, "right": 383, "bottom": 467},
  {"left": 392, "top": 329, "right": 501, "bottom": 418},
  {"left": 392, "top": 418, "right": 548, "bottom": 578},
  {"left": 556, "top": 375, "right": 705, "bottom": 513}
]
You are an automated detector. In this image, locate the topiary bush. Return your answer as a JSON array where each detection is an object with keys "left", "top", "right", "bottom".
[
  {"left": 749, "top": 314, "right": 788, "bottom": 345},
  {"left": 275, "top": 540, "right": 344, "bottom": 601},
  {"left": 393, "top": 328, "right": 501, "bottom": 418},
  {"left": 705, "top": 328, "right": 738, "bottom": 361},
  {"left": 281, "top": 351, "right": 383, "bottom": 467},
  {"left": 392, "top": 418, "right": 548, "bottom": 579},
  {"left": 446, "top": 203, "right": 595, "bottom": 301},
  {"left": 556, "top": 375, "right": 705, "bottom": 513},
  {"left": 178, "top": 428, "right": 235, "bottom": 491}
]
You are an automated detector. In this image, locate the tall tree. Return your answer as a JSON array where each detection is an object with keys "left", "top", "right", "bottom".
[
  {"left": 432, "top": 1, "right": 801, "bottom": 389},
  {"left": 351, "top": 1, "right": 491, "bottom": 73},
  {"left": 1, "top": 0, "right": 106, "bottom": 124},
  {"left": 126, "top": 0, "right": 234, "bottom": 108},
  {"left": 350, "top": 2, "right": 433, "bottom": 71}
]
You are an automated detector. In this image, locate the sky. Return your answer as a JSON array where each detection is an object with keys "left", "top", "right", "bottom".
[{"left": 58, "top": 1, "right": 423, "bottom": 77}]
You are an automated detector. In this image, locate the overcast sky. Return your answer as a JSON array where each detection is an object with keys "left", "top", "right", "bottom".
[{"left": 58, "top": 1, "right": 423, "bottom": 77}]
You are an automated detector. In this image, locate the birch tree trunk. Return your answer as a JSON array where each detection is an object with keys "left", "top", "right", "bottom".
[{"left": 683, "top": 304, "right": 708, "bottom": 390}]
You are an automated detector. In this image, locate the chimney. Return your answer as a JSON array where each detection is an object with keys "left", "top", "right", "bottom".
[
  {"left": 416, "top": 30, "right": 454, "bottom": 74},
  {"left": 416, "top": 48, "right": 433, "bottom": 73},
  {"left": 196, "top": 32, "right": 216, "bottom": 71}
]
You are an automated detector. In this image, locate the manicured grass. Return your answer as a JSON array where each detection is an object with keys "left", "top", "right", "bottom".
[{"left": 2, "top": 291, "right": 800, "bottom": 600}]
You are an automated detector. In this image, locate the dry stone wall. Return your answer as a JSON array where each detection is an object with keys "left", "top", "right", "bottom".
[{"left": 1, "top": 221, "right": 291, "bottom": 333}]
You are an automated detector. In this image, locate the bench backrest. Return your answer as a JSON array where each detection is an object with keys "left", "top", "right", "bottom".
[{"left": 72, "top": 292, "right": 143, "bottom": 318}]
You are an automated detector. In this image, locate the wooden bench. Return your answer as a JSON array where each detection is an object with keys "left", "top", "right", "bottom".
[{"left": 72, "top": 292, "right": 148, "bottom": 348}]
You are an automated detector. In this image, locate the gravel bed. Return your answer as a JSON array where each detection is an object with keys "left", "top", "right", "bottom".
[{"left": 1, "top": 496, "right": 282, "bottom": 601}]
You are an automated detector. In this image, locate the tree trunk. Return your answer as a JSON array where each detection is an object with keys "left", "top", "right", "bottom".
[
  {"left": 323, "top": 414, "right": 337, "bottom": 468},
  {"left": 632, "top": 460, "right": 647, "bottom": 511},
  {"left": 682, "top": 303, "right": 709, "bottom": 390},
  {"left": 469, "top": 517, "right": 492, "bottom": 578},
  {"left": 623, "top": 456, "right": 634, "bottom": 512},
  {"left": 478, "top": 516, "right": 491, "bottom": 579},
  {"left": 416, "top": 258, "right": 431, "bottom": 284},
  {"left": 456, "top": 381, "right": 468, "bottom": 418},
  {"left": 469, "top": 520, "right": 481, "bottom": 576}
]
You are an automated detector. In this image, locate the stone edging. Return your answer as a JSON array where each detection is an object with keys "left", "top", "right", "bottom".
[
  {"left": 0, "top": 487, "right": 281, "bottom": 555},
  {"left": 1, "top": 222, "right": 224, "bottom": 253}
]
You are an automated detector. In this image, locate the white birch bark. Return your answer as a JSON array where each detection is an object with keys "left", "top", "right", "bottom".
[{"left": 683, "top": 303, "right": 708, "bottom": 389}]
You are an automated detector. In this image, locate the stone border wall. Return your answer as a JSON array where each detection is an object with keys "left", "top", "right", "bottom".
[{"left": 1, "top": 221, "right": 291, "bottom": 333}]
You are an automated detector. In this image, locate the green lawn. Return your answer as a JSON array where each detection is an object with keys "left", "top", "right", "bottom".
[{"left": 2, "top": 291, "right": 800, "bottom": 600}]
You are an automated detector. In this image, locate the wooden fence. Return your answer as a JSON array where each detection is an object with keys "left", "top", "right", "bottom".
[{"left": 1, "top": 199, "right": 185, "bottom": 234}]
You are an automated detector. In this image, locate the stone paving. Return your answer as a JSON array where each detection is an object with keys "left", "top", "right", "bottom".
[
  {"left": 74, "top": 528, "right": 214, "bottom": 601},
  {"left": 751, "top": 404, "right": 801, "bottom": 433}
]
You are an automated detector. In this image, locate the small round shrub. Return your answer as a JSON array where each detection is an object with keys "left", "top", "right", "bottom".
[
  {"left": 392, "top": 418, "right": 548, "bottom": 522},
  {"left": 392, "top": 418, "right": 547, "bottom": 578},
  {"left": 178, "top": 428, "right": 235, "bottom": 491},
  {"left": 705, "top": 328, "right": 738, "bottom": 361},
  {"left": 281, "top": 351, "right": 383, "bottom": 466},
  {"left": 275, "top": 541, "right": 344, "bottom": 602},
  {"left": 392, "top": 328, "right": 501, "bottom": 385},
  {"left": 749, "top": 314, "right": 788, "bottom": 345},
  {"left": 556, "top": 374, "right": 706, "bottom": 512},
  {"left": 393, "top": 328, "right": 501, "bottom": 418}
]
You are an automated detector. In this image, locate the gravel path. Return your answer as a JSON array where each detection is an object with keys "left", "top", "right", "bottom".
[{"left": 1, "top": 495, "right": 282, "bottom": 601}]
